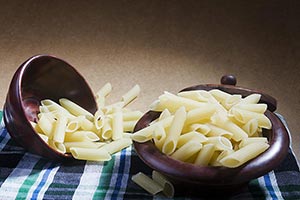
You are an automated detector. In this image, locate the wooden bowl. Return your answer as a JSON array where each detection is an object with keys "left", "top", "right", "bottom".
[
  {"left": 3, "top": 54, "right": 97, "bottom": 161},
  {"left": 133, "top": 75, "right": 289, "bottom": 197}
]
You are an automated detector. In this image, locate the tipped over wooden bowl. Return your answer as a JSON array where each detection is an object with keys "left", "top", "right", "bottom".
[{"left": 3, "top": 54, "right": 97, "bottom": 161}]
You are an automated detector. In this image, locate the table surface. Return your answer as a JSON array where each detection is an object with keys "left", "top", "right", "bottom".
[{"left": 0, "top": 0, "right": 299, "bottom": 162}]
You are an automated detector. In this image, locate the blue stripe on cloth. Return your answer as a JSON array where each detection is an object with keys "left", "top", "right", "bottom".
[
  {"left": 264, "top": 174, "right": 278, "bottom": 200},
  {"left": 30, "top": 162, "right": 56, "bottom": 200},
  {"left": 111, "top": 148, "right": 127, "bottom": 200}
]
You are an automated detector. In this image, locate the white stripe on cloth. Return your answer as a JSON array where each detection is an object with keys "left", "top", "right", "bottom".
[
  {"left": 104, "top": 150, "right": 122, "bottom": 199},
  {"left": 115, "top": 146, "right": 132, "bottom": 200},
  {"left": 268, "top": 171, "right": 284, "bottom": 200},
  {"left": 26, "top": 162, "right": 60, "bottom": 200},
  {"left": 0, "top": 153, "right": 39, "bottom": 200},
  {"left": 72, "top": 161, "right": 104, "bottom": 200}
]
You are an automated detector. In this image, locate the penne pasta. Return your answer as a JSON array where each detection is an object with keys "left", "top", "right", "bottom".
[
  {"left": 64, "top": 141, "right": 105, "bottom": 152},
  {"left": 170, "top": 141, "right": 202, "bottom": 162},
  {"left": 112, "top": 107, "right": 123, "bottom": 140},
  {"left": 59, "top": 98, "right": 94, "bottom": 121},
  {"left": 162, "top": 107, "right": 187, "bottom": 155},
  {"left": 70, "top": 147, "right": 111, "bottom": 161},
  {"left": 131, "top": 172, "right": 163, "bottom": 195},
  {"left": 220, "top": 142, "right": 269, "bottom": 168},
  {"left": 177, "top": 90, "right": 209, "bottom": 102},
  {"left": 65, "top": 131, "right": 100, "bottom": 142},
  {"left": 101, "top": 138, "right": 132, "bottom": 154},
  {"left": 152, "top": 171, "right": 174, "bottom": 198},
  {"left": 177, "top": 131, "right": 207, "bottom": 148},
  {"left": 194, "top": 144, "right": 215, "bottom": 166},
  {"left": 204, "top": 136, "right": 233, "bottom": 151},
  {"left": 121, "top": 84, "right": 141, "bottom": 106},
  {"left": 238, "top": 137, "right": 268, "bottom": 148},
  {"left": 184, "top": 105, "right": 216, "bottom": 125},
  {"left": 52, "top": 114, "right": 68, "bottom": 143}
]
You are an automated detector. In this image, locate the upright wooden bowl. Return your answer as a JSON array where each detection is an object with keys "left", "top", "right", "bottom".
[{"left": 133, "top": 75, "right": 289, "bottom": 196}]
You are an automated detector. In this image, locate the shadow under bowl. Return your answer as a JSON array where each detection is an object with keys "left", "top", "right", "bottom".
[
  {"left": 3, "top": 54, "right": 97, "bottom": 161},
  {"left": 133, "top": 82, "right": 289, "bottom": 197}
]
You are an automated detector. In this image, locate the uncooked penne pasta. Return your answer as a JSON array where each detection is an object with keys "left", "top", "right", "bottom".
[
  {"left": 170, "top": 141, "right": 202, "bottom": 162},
  {"left": 153, "top": 91, "right": 207, "bottom": 113},
  {"left": 239, "top": 93, "right": 261, "bottom": 104},
  {"left": 152, "top": 171, "right": 174, "bottom": 198},
  {"left": 177, "top": 131, "right": 207, "bottom": 148},
  {"left": 158, "top": 109, "right": 171, "bottom": 121},
  {"left": 37, "top": 113, "right": 55, "bottom": 138},
  {"left": 206, "top": 124, "right": 233, "bottom": 139},
  {"left": 131, "top": 172, "right": 164, "bottom": 195},
  {"left": 101, "top": 138, "right": 132, "bottom": 154},
  {"left": 121, "top": 84, "right": 141, "bottom": 106},
  {"left": 204, "top": 136, "right": 233, "bottom": 151},
  {"left": 77, "top": 116, "right": 95, "bottom": 131},
  {"left": 96, "top": 82, "right": 112, "bottom": 97},
  {"left": 48, "top": 140, "right": 66, "bottom": 154},
  {"left": 177, "top": 90, "right": 209, "bottom": 102},
  {"left": 162, "top": 107, "right": 186, "bottom": 155},
  {"left": 209, "top": 89, "right": 231, "bottom": 104},
  {"left": 238, "top": 137, "right": 268, "bottom": 148},
  {"left": 64, "top": 141, "right": 105, "bottom": 152},
  {"left": 64, "top": 131, "right": 100, "bottom": 142},
  {"left": 122, "top": 110, "right": 143, "bottom": 121},
  {"left": 52, "top": 114, "right": 68, "bottom": 143},
  {"left": 220, "top": 142, "right": 269, "bottom": 168},
  {"left": 234, "top": 103, "right": 267, "bottom": 113},
  {"left": 194, "top": 143, "right": 215, "bottom": 166},
  {"left": 70, "top": 147, "right": 111, "bottom": 161},
  {"left": 153, "top": 125, "right": 167, "bottom": 150},
  {"left": 65, "top": 118, "right": 80, "bottom": 133},
  {"left": 101, "top": 117, "right": 112, "bottom": 140},
  {"left": 242, "top": 118, "right": 259, "bottom": 136},
  {"left": 112, "top": 107, "right": 123, "bottom": 140},
  {"left": 123, "top": 120, "right": 138, "bottom": 133},
  {"left": 59, "top": 98, "right": 94, "bottom": 121},
  {"left": 185, "top": 123, "right": 211, "bottom": 135},
  {"left": 185, "top": 105, "right": 216, "bottom": 125},
  {"left": 131, "top": 116, "right": 174, "bottom": 142},
  {"left": 224, "top": 94, "right": 242, "bottom": 109}
]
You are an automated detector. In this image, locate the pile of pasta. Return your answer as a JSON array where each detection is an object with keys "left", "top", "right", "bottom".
[
  {"left": 131, "top": 89, "right": 272, "bottom": 168},
  {"left": 30, "top": 83, "right": 143, "bottom": 161}
]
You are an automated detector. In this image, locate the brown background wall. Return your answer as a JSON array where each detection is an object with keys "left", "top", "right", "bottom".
[{"left": 0, "top": 0, "right": 299, "bottom": 160}]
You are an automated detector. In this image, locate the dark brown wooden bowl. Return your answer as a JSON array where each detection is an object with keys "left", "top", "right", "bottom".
[
  {"left": 133, "top": 75, "right": 289, "bottom": 196},
  {"left": 3, "top": 54, "right": 97, "bottom": 161}
]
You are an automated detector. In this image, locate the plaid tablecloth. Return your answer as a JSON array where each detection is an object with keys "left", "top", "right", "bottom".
[{"left": 0, "top": 111, "right": 300, "bottom": 200}]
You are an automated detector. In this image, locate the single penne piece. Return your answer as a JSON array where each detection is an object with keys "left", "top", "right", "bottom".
[
  {"left": 185, "top": 123, "right": 211, "bottom": 135},
  {"left": 224, "top": 94, "right": 242, "bottom": 110},
  {"left": 177, "top": 90, "right": 209, "bottom": 102},
  {"left": 48, "top": 140, "right": 66, "bottom": 154},
  {"left": 170, "top": 141, "right": 202, "bottom": 162},
  {"left": 122, "top": 110, "right": 143, "bottom": 121},
  {"left": 184, "top": 105, "right": 216, "bottom": 125},
  {"left": 77, "top": 116, "right": 96, "bottom": 131},
  {"left": 162, "top": 107, "right": 187, "bottom": 155},
  {"left": 101, "top": 102, "right": 125, "bottom": 115},
  {"left": 64, "top": 141, "right": 105, "bottom": 152},
  {"left": 234, "top": 103, "right": 267, "bottom": 113},
  {"left": 211, "top": 114, "right": 248, "bottom": 142},
  {"left": 112, "top": 107, "right": 123, "bottom": 140},
  {"left": 101, "top": 117, "right": 113, "bottom": 140},
  {"left": 153, "top": 125, "right": 167, "bottom": 151},
  {"left": 70, "top": 147, "right": 111, "bottom": 161},
  {"left": 204, "top": 136, "right": 233, "bottom": 151},
  {"left": 209, "top": 89, "right": 231, "bottom": 105},
  {"left": 177, "top": 131, "right": 208, "bottom": 148},
  {"left": 210, "top": 151, "right": 222, "bottom": 166},
  {"left": 59, "top": 98, "right": 94, "bottom": 121},
  {"left": 217, "top": 149, "right": 234, "bottom": 162},
  {"left": 121, "top": 84, "right": 141, "bottom": 106},
  {"left": 219, "top": 142, "right": 269, "bottom": 168},
  {"left": 152, "top": 171, "right": 174, "bottom": 198},
  {"left": 131, "top": 116, "right": 174, "bottom": 143},
  {"left": 52, "top": 114, "right": 68, "bottom": 143},
  {"left": 238, "top": 137, "right": 268, "bottom": 148},
  {"left": 229, "top": 108, "right": 272, "bottom": 129},
  {"left": 158, "top": 109, "right": 171, "bottom": 121},
  {"left": 65, "top": 118, "right": 80, "bottom": 133},
  {"left": 64, "top": 131, "right": 100, "bottom": 142},
  {"left": 153, "top": 91, "right": 207, "bottom": 112},
  {"left": 101, "top": 138, "right": 132, "bottom": 154},
  {"left": 37, "top": 113, "right": 55, "bottom": 138},
  {"left": 239, "top": 94, "right": 261, "bottom": 104},
  {"left": 123, "top": 120, "right": 138, "bottom": 133},
  {"left": 242, "top": 118, "right": 259, "bottom": 136},
  {"left": 94, "top": 110, "right": 105, "bottom": 130},
  {"left": 206, "top": 124, "right": 233, "bottom": 139},
  {"left": 131, "top": 172, "right": 163, "bottom": 195},
  {"left": 96, "top": 95, "right": 106, "bottom": 109},
  {"left": 194, "top": 144, "right": 215, "bottom": 166},
  {"left": 96, "top": 82, "right": 112, "bottom": 97}
]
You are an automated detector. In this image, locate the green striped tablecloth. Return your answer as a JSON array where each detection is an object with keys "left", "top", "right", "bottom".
[{"left": 0, "top": 111, "right": 300, "bottom": 200}]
